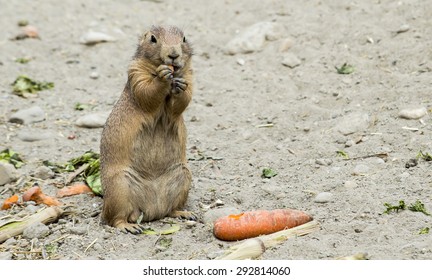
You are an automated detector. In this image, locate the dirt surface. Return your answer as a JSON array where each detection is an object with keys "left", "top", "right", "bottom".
[{"left": 1, "top": 0, "right": 432, "bottom": 260}]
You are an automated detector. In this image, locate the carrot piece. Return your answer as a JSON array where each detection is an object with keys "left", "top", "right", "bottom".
[
  {"left": 213, "top": 209, "right": 313, "bottom": 241},
  {"left": 1, "top": 194, "right": 19, "bottom": 210},
  {"left": 22, "top": 25, "right": 39, "bottom": 38},
  {"left": 22, "top": 185, "right": 60, "bottom": 206},
  {"left": 56, "top": 183, "right": 92, "bottom": 198}
]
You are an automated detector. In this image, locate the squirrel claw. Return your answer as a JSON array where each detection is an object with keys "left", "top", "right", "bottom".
[
  {"left": 170, "top": 210, "right": 197, "bottom": 221},
  {"left": 171, "top": 77, "right": 188, "bottom": 94},
  {"left": 117, "top": 222, "right": 144, "bottom": 234}
]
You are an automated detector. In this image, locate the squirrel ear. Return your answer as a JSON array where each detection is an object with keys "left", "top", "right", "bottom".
[{"left": 140, "top": 32, "right": 149, "bottom": 44}]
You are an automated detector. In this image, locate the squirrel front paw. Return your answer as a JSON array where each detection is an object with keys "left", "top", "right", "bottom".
[
  {"left": 171, "top": 77, "right": 188, "bottom": 95},
  {"left": 157, "top": 65, "right": 174, "bottom": 81}
]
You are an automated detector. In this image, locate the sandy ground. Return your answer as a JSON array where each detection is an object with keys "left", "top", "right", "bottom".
[{"left": 1, "top": 0, "right": 432, "bottom": 260}]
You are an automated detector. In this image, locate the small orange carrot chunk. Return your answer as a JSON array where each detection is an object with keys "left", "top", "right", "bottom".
[
  {"left": 57, "top": 183, "right": 92, "bottom": 198},
  {"left": 1, "top": 194, "right": 19, "bottom": 210},
  {"left": 23, "top": 185, "right": 60, "bottom": 206},
  {"left": 213, "top": 209, "right": 313, "bottom": 241}
]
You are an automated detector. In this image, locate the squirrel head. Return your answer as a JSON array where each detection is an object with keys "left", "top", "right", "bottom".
[{"left": 135, "top": 25, "right": 192, "bottom": 73}]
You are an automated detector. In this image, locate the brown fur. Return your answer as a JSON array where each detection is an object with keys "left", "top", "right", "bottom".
[{"left": 100, "top": 26, "right": 194, "bottom": 234}]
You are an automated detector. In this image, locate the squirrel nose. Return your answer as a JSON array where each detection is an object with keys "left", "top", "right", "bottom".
[{"left": 168, "top": 53, "right": 179, "bottom": 60}]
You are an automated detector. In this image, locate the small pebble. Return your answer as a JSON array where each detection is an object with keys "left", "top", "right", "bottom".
[
  {"left": 75, "top": 113, "right": 108, "bottom": 128},
  {"left": 224, "top": 22, "right": 284, "bottom": 54},
  {"left": 275, "top": 193, "right": 287, "bottom": 199},
  {"left": 17, "top": 130, "right": 52, "bottom": 142},
  {"left": 397, "top": 24, "right": 410, "bottom": 33},
  {"left": 68, "top": 226, "right": 88, "bottom": 235},
  {"left": 79, "top": 31, "right": 116, "bottom": 45},
  {"left": 314, "top": 192, "right": 334, "bottom": 203},
  {"left": 236, "top": 58, "right": 245, "bottom": 66},
  {"left": 93, "top": 243, "right": 103, "bottom": 252},
  {"left": 90, "top": 71, "right": 99, "bottom": 79},
  {"left": 0, "top": 163, "right": 19, "bottom": 185},
  {"left": 279, "top": 38, "right": 294, "bottom": 52},
  {"left": 3, "top": 237, "right": 17, "bottom": 247},
  {"left": 23, "top": 222, "right": 50, "bottom": 239},
  {"left": 398, "top": 107, "right": 427, "bottom": 120},
  {"left": 352, "top": 164, "right": 370, "bottom": 175},
  {"left": 9, "top": 106, "right": 45, "bottom": 124},
  {"left": 315, "top": 158, "right": 333, "bottom": 166},
  {"left": 345, "top": 140, "right": 355, "bottom": 147},
  {"left": 344, "top": 181, "right": 358, "bottom": 188},
  {"left": 33, "top": 165, "right": 55, "bottom": 179},
  {"left": 281, "top": 53, "right": 301, "bottom": 68},
  {"left": 185, "top": 221, "right": 197, "bottom": 228},
  {"left": 336, "top": 113, "right": 370, "bottom": 135},
  {"left": 19, "top": 240, "right": 29, "bottom": 248}
]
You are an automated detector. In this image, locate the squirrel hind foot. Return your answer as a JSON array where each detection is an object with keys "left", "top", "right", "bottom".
[{"left": 115, "top": 221, "right": 145, "bottom": 234}]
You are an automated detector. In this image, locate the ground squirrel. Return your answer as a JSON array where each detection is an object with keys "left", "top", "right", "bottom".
[{"left": 100, "top": 26, "right": 194, "bottom": 234}]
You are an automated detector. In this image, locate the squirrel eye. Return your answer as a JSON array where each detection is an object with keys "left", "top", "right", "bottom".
[
  {"left": 183, "top": 36, "right": 186, "bottom": 43},
  {"left": 150, "top": 35, "right": 157, "bottom": 43}
]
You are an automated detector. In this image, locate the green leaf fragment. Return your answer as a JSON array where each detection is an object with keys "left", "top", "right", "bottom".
[
  {"left": 335, "top": 63, "right": 354, "bottom": 75},
  {"left": 15, "top": 57, "right": 31, "bottom": 64},
  {"left": 417, "top": 151, "right": 432, "bottom": 161},
  {"left": 383, "top": 200, "right": 431, "bottom": 216},
  {"left": 383, "top": 200, "right": 406, "bottom": 214},
  {"left": 43, "top": 151, "right": 102, "bottom": 196},
  {"left": 160, "top": 224, "right": 181, "bottom": 235},
  {"left": 70, "top": 151, "right": 101, "bottom": 195},
  {"left": 262, "top": 168, "right": 278, "bottom": 178},
  {"left": 18, "top": 20, "right": 29, "bottom": 27},
  {"left": 142, "top": 228, "right": 158, "bottom": 235},
  {"left": 419, "top": 227, "right": 429, "bottom": 235},
  {"left": 12, "top": 75, "right": 54, "bottom": 95},
  {"left": 74, "top": 103, "right": 91, "bottom": 111},
  {"left": 0, "top": 149, "right": 25, "bottom": 168},
  {"left": 158, "top": 236, "right": 172, "bottom": 248},
  {"left": 44, "top": 244, "right": 58, "bottom": 258},
  {"left": 336, "top": 150, "right": 350, "bottom": 159},
  {"left": 408, "top": 200, "right": 430, "bottom": 216},
  {"left": 86, "top": 172, "right": 102, "bottom": 196}
]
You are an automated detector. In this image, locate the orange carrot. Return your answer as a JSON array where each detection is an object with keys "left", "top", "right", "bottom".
[
  {"left": 1, "top": 194, "right": 19, "bottom": 210},
  {"left": 22, "top": 25, "right": 39, "bottom": 38},
  {"left": 213, "top": 209, "right": 313, "bottom": 241},
  {"left": 57, "top": 183, "right": 92, "bottom": 198},
  {"left": 22, "top": 185, "right": 60, "bottom": 206}
]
